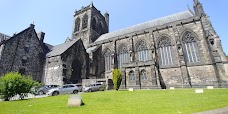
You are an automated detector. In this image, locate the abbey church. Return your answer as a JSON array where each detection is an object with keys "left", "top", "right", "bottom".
[{"left": 0, "top": 0, "right": 228, "bottom": 89}]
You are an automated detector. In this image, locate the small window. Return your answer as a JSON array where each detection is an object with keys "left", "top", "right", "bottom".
[
  {"left": 63, "top": 69, "right": 67, "bottom": 76},
  {"left": 129, "top": 71, "right": 135, "bottom": 81},
  {"left": 141, "top": 70, "right": 147, "bottom": 80},
  {"left": 63, "top": 85, "right": 68, "bottom": 88},
  {"left": 24, "top": 46, "right": 29, "bottom": 53},
  {"left": 22, "top": 58, "right": 27, "bottom": 66},
  {"left": 19, "top": 68, "right": 26, "bottom": 75}
]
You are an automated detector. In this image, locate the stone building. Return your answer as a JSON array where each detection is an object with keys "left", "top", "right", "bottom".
[
  {"left": 0, "top": 0, "right": 227, "bottom": 89},
  {"left": 0, "top": 24, "right": 49, "bottom": 82}
]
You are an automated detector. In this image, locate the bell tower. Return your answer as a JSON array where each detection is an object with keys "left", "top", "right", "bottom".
[{"left": 72, "top": 3, "right": 109, "bottom": 49}]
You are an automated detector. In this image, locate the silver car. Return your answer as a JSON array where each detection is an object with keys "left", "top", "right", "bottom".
[
  {"left": 47, "top": 84, "right": 79, "bottom": 96},
  {"left": 83, "top": 83, "right": 102, "bottom": 92}
]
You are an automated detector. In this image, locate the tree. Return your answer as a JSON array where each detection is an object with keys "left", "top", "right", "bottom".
[
  {"left": 112, "top": 69, "right": 122, "bottom": 90},
  {"left": 0, "top": 72, "right": 40, "bottom": 101}
]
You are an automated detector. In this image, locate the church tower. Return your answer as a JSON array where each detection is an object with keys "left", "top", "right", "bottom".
[
  {"left": 72, "top": 3, "right": 109, "bottom": 49},
  {"left": 193, "top": 0, "right": 228, "bottom": 82}
]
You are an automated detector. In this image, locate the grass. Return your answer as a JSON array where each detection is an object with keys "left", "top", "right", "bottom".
[{"left": 0, "top": 89, "right": 228, "bottom": 114}]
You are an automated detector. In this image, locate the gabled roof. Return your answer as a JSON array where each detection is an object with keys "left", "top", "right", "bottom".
[
  {"left": 46, "top": 39, "right": 79, "bottom": 58},
  {"left": 95, "top": 10, "right": 194, "bottom": 43}
]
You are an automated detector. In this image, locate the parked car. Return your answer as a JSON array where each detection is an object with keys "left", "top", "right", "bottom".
[
  {"left": 82, "top": 83, "right": 102, "bottom": 92},
  {"left": 32, "top": 85, "right": 60, "bottom": 95},
  {"left": 74, "top": 84, "right": 83, "bottom": 92},
  {"left": 47, "top": 84, "right": 79, "bottom": 96}
]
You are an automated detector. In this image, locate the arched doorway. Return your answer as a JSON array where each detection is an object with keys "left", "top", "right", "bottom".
[{"left": 71, "top": 58, "right": 82, "bottom": 83}]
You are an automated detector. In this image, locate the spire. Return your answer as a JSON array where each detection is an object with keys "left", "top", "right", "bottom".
[
  {"left": 193, "top": 0, "right": 206, "bottom": 16},
  {"left": 193, "top": 0, "right": 199, "bottom": 5}
]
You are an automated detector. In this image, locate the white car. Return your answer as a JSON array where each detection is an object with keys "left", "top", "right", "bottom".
[
  {"left": 82, "top": 83, "right": 102, "bottom": 92},
  {"left": 47, "top": 84, "right": 79, "bottom": 96}
]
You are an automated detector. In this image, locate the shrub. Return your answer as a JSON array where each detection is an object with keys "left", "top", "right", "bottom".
[
  {"left": 0, "top": 72, "right": 40, "bottom": 101},
  {"left": 99, "top": 84, "right": 106, "bottom": 91},
  {"left": 112, "top": 69, "right": 122, "bottom": 91}
]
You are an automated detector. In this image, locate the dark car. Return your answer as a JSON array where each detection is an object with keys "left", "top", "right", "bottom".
[{"left": 35, "top": 85, "right": 60, "bottom": 95}]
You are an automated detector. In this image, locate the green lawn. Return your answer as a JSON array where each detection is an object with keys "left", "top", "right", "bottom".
[{"left": 1, "top": 89, "right": 228, "bottom": 114}]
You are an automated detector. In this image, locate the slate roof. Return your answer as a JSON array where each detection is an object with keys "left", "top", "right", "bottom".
[
  {"left": 86, "top": 46, "right": 98, "bottom": 53},
  {"left": 95, "top": 10, "right": 194, "bottom": 43},
  {"left": 46, "top": 39, "right": 79, "bottom": 57}
]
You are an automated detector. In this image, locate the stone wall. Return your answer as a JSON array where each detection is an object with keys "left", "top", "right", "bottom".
[{"left": 43, "top": 56, "right": 63, "bottom": 85}]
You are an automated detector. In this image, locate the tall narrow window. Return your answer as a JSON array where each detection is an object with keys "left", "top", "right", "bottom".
[
  {"left": 98, "top": 22, "right": 103, "bottom": 34},
  {"left": 82, "top": 14, "right": 88, "bottom": 29},
  {"left": 74, "top": 18, "right": 80, "bottom": 32},
  {"left": 129, "top": 70, "right": 135, "bottom": 81},
  {"left": 137, "top": 41, "right": 149, "bottom": 62},
  {"left": 158, "top": 37, "right": 173, "bottom": 66},
  {"left": 92, "top": 17, "right": 97, "bottom": 30},
  {"left": 140, "top": 70, "right": 147, "bottom": 80},
  {"left": 182, "top": 32, "right": 200, "bottom": 63},
  {"left": 118, "top": 45, "right": 130, "bottom": 69},
  {"left": 104, "top": 49, "right": 112, "bottom": 71}
]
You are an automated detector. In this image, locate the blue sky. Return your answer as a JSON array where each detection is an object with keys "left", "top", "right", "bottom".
[{"left": 0, "top": 0, "right": 227, "bottom": 55}]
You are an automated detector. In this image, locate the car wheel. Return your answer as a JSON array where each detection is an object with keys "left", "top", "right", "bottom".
[
  {"left": 52, "top": 91, "right": 59, "bottom": 96},
  {"left": 88, "top": 89, "right": 92, "bottom": 92},
  {"left": 38, "top": 91, "right": 44, "bottom": 95},
  {"left": 73, "top": 90, "right": 78, "bottom": 94}
]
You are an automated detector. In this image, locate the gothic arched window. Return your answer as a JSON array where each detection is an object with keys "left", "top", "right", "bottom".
[
  {"left": 74, "top": 18, "right": 80, "bottom": 32},
  {"left": 104, "top": 49, "right": 112, "bottom": 71},
  {"left": 118, "top": 45, "right": 130, "bottom": 69},
  {"left": 98, "top": 22, "right": 103, "bottom": 34},
  {"left": 158, "top": 37, "right": 173, "bottom": 65},
  {"left": 82, "top": 14, "right": 88, "bottom": 29},
  {"left": 92, "top": 17, "right": 97, "bottom": 30},
  {"left": 182, "top": 32, "right": 200, "bottom": 63},
  {"left": 137, "top": 41, "right": 149, "bottom": 62},
  {"left": 129, "top": 70, "right": 135, "bottom": 81},
  {"left": 140, "top": 69, "right": 147, "bottom": 80}
]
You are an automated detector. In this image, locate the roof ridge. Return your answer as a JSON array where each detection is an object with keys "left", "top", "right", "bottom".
[{"left": 95, "top": 10, "right": 194, "bottom": 43}]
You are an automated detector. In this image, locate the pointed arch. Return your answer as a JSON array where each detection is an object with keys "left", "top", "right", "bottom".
[
  {"left": 129, "top": 70, "right": 135, "bottom": 81},
  {"left": 157, "top": 36, "right": 174, "bottom": 66},
  {"left": 117, "top": 44, "right": 130, "bottom": 69},
  {"left": 92, "top": 17, "right": 97, "bottom": 30},
  {"left": 136, "top": 40, "right": 149, "bottom": 62},
  {"left": 82, "top": 14, "right": 88, "bottom": 29},
  {"left": 140, "top": 69, "right": 147, "bottom": 80},
  {"left": 181, "top": 31, "right": 200, "bottom": 63},
  {"left": 98, "top": 22, "right": 104, "bottom": 34},
  {"left": 103, "top": 48, "right": 112, "bottom": 71},
  {"left": 74, "top": 17, "right": 81, "bottom": 32}
]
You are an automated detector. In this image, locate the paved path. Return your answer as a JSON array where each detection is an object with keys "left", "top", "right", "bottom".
[
  {"left": 194, "top": 107, "right": 228, "bottom": 114},
  {"left": 0, "top": 93, "right": 48, "bottom": 101}
]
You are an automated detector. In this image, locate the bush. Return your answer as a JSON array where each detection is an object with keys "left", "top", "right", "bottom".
[
  {"left": 0, "top": 72, "right": 40, "bottom": 101},
  {"left": 112, "top": 69, "right": 122, "bottom": 91},
  {"left": 99, "top": 84, "right": 106, "bottom": 91}
]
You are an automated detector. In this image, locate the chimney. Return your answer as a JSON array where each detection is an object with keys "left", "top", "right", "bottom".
[{"left": 37, "top": 32, "right": 45, "bottom": 42}]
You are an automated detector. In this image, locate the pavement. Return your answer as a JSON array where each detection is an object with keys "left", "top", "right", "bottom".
[{"left": 193, "top": 107, "right": 228, "bottom": 114}]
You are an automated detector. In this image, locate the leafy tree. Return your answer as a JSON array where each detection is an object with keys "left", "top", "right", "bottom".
[
  {"left": 0, "top": 72, "right": 40, "bottom": 101},
  {"left": 112, "top": 69, "right": 122, "bottom": 91}
]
